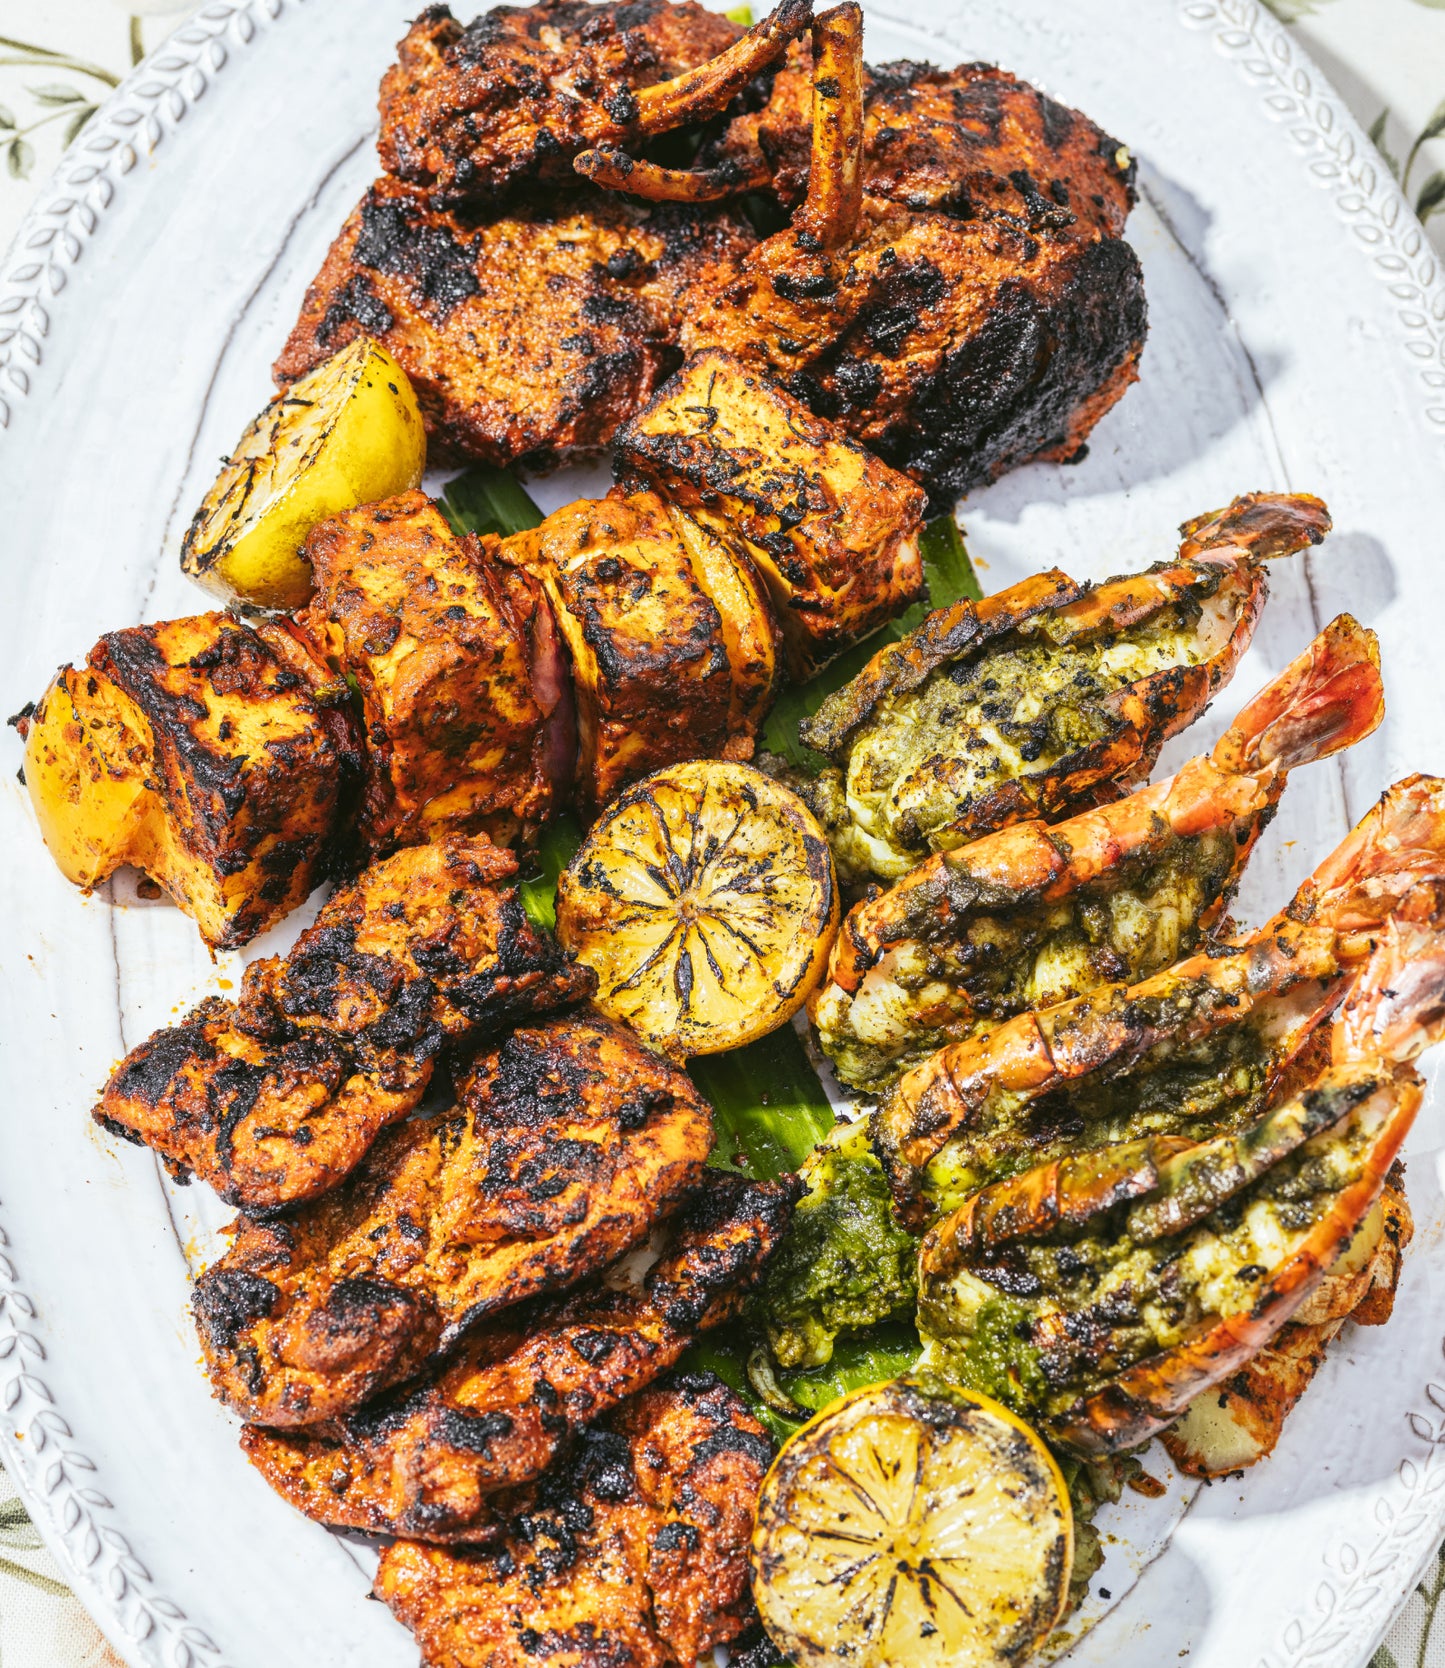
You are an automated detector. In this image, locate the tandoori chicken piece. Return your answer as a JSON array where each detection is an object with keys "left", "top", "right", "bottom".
[
  {"left": 875, "top": 774, "right": 1445, "bottom": 1227},
  {"left": 914, "top": 897, "right": 1445, "bottom": 1456},
  {"left": 96, "top": 838, "right": 593, "bottom": 1208},
  {"left": 274, "top": 179, "right": 756, "bottom": 469},
  {"left": 239, "top": 1172, "right": 798, "bottom": 1539},
  {"left": 1160, "top": 1172, "right": 1411, "bottom": 1478},
  {"left": 795, "top": 491, "right": 1330, "bottom": 888},
  {"left": 810, "top": 615, "right": 1384, "bottom": 1090},
  {"left": 192, "top": 1010, "right": 713, "bottom": 1425},
  {"left": 613, "top": 348, "right": 926, "bottom": 677},
  {"left": 374, "top": 1372, "right": 772, "bottom": 1668},
  {"left": 295, "top": 491, "right": 571, "bottom": 852},
  {"left": 16, "top": 613, "right": 359, "bottom": 950},
  {"left": 376, "top": 0, "right": 807, "bottom": 207}
]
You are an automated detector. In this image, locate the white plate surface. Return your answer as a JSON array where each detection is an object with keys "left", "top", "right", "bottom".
[{"left": 0, "top": 2, "right": 1443, "bottom": 1665}]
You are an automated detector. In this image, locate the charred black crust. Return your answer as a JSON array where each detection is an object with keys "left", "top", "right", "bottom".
[{"left": 192, "top": 1268, "right": 280, "bottom": 1350}]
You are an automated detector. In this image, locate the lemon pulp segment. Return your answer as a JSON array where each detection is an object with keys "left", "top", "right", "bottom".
[
  {"left": 555, "top": 759, "right": 838, "bottom": 1059},
  {"left": 752, "top": 1379, "right": 1072, "bottom": 1668}
]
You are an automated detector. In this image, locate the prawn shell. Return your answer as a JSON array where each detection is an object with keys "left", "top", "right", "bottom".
[
  {"left": 874, "top": 921, "right": 1346, "bottom": 1224},
  {"left": 922, "top": 1135, "right": 1196, "bottom": 1272},
  {"left": 800, "top": 568, "right": 1081, "bottom": 761},
  {"left": 1045, "top": 1072, "right": 1421, "bottom": 1456},
  {"left": 1177, "top": 491, "right": 1331, "bottom": 561}
]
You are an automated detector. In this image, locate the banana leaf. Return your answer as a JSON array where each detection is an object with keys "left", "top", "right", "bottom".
[
  {"left": 692, "top": 1026, "right": 835, "bottom": 1181},
  {"left": 439, "top": 462, "right": 544, "bottom": 539}
]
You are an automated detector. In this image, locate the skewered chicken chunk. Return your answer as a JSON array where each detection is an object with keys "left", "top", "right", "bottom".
[
  {"left": 192, "top": 1010, "right": 712, "bottom": 1425},
  {"left": 811, "top": 615, "right": 1384, "bottom": 1090},
  {"left": 295, "top": 491, "right": 569, "bottom": 852},
  {"left": 501, "top": 489, "right": 748, "bottom": 811},
  {"left": 614, "top": 348, "right": 926, "bottom": 677},
  {"left": 239, "top": 1172, "right": 798, "bottom": 1539},
  {"left": 797, "top": 491, "right": 1330, "bottom": 888},
  {"left": 377, "top": 0, "right": 808, "bottom": 207},
  {"left": 374, "top": 1373, "right": 772, "bottom": 1668},
  {"left": 274, "top": 180, "right": 756, "bottom": 469},
  {"left": 17, "top": 613, "right": 358, "bottom": 950},
  {"left": 96, "top": 837, "right": 592, "bottom": 1208}
]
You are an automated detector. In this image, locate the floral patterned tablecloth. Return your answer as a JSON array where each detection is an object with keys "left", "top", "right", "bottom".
[{"left": 0, "top": 1, "right": 1441, "bottom": 1665}]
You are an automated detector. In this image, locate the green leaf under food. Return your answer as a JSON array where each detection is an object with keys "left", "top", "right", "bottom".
[
  {"left": 761, "top": 510, "right": 981, "bottom": 773},
  {"left": 692, "top": 1025, "right": 835, "bottom": 1182},
  {"left": 519, "top": 813, "right": 584, "bottom": 932},
  {"left": 724, "top": 4, "right": 753, "bottom": 21},
  {"left": 439, "top": 462, "right": 544, "bottom": 540},
  {"left": 686, "top": 1320, "right": 922, "bottom": 1445}
]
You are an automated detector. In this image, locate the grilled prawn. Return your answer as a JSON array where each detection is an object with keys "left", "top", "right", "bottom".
[
  {"left": 914, "top": 898, "right": 1445, "bottom": 1456},
  {"left": 795, "top": 492, "right": 1331, "bottom": 889},
  {"left": 811, "top": 615, "right": 1383, "bottom": 1092},
  {"left": 874, "top": 774, "right": 1445, "bottom": 1225}
]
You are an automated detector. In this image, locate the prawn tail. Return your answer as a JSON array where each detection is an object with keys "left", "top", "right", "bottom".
[
  {"left": 1211, "top": 615, "right": 1383, "bottom": 777},
  {"left": 1177, "top": 491, "right": 1332, "bottom": 562},
  {"left": 1333, "top": 906, "right": 1445, "bottom": 1067},
  {"left": 1293, "top": 774, "right": 1445, "bottom": 933}
]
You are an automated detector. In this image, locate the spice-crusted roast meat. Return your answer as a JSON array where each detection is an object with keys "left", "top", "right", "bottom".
[
  {"left": 295, "top": 490, "right": 574, "bottom": 854},
  {"left": 191, "top": 1010, "right": 713, "bottom": 1426},
  {"left": 713, "top": 50, "right": 1134, "bottom": 233},
  {"left": 274, "top": 177, "right": 756, "bottom": 469},
  {"left": 675, "top": 22, "right": 1147, "bottom": 505},
  {"left": 96, "top": 837, "right": 593, "bottom": 1210},
  {"left": 375, "top": 0, "right": 808, "bottom": 207},
  {"left": 374, "top": 1372, "right": 771, "bottom": 1668},
  {"left": 238, "top": 1173, "right": 799, "bottom": 1540}
]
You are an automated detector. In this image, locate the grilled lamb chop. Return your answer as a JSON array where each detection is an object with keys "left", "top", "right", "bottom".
[
  {"left": 95, "top": 837, "right": 593, "bottom": 1209},
  {"left": 274, "top": 179, "right": 756, "bottom": 470},
  {"left": 376, "top": 0, "right": 808, "bottom": 207},
  {"left": 588, "top": 4, "right": 1147, "bottom": 507},
  {"left": 191, "top": 1009, "right": 712, "bottom": 1426},
  {"left": 238, "top": 1173, "right": 797, "bottom": 1540}
]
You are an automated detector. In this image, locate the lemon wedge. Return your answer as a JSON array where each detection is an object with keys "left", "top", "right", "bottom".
[
  {"left": 180, "top": 337, "right": 425, "bottom": 610},
  {"left": 752, "top": 1379, "right": 1073, "bottom": 1668},
  {"left": 555, "top": 759, "right": 838, "bottom": 1060},
  {"left": 22, "top": 665, "right": 151, "bottom": 889}
]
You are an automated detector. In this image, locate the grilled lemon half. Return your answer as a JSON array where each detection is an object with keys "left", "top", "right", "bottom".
[
  {"left": 181, "top": 337, "right": 425, "bottom": 610},
  {"left": 555, "top": 759, "right": 838, "bottom": 1060},
  {"left": 752, "top": 1379, "right": 1073, "bottom": 1668}
]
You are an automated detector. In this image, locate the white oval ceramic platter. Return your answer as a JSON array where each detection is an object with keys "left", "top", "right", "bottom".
[{"left": 1, "top": 1, "right": 1443, "bottom": 1665}]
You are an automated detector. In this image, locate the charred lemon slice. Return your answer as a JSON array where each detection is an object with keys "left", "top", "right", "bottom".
[
  {"left": 180, "top": 338, "right": 425, "bottom": 610},
  {"left": 555, "top": 759, "right": 838, "bottom": 1059},
  {"left": 752, "top": 1379, "right": 1072, "bottom": 1668}
]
